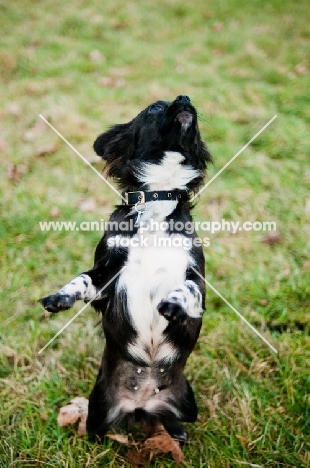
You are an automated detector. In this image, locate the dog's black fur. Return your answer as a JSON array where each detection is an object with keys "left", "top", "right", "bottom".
[{"left": 40, "top": 95, "right": 212, "bottom": 441}]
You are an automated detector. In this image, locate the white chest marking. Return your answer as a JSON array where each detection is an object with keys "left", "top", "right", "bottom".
[
  {"left": 117, "top": 221, "right": 192, "bottom": 364},
  {"left": 138, "top": 151, "right": 200, "bottom": 190}
]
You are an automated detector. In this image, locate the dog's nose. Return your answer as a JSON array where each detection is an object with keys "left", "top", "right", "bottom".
[{"left": 175, "top": 95, "right": 191, "bottom": 103}]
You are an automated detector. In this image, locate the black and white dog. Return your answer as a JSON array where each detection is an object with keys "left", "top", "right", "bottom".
[{"left": 40, "top": 95, "right": 212, "bottom": 441}]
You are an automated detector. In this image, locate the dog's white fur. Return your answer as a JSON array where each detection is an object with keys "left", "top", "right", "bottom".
[{"left": 138, "top": 151, "right": 201, "bottom": 191}]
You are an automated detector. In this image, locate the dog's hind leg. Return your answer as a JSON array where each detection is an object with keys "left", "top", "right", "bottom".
[
  {"left": 86, "top": 366, "right": 111, "bottom": 440},
  {"left": 163, "top": 420, "right": 189, "bottom": 442},
  {"left": 160, "top": 376, "right": 197, "bottom": 442},
  {"left": 161, "top": 378, "right": 198, "bottom": 442}
]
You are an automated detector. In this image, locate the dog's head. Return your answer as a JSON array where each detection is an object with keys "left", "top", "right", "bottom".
[{"left": 94, "top": 95, "right": 212, "bottom": 193}]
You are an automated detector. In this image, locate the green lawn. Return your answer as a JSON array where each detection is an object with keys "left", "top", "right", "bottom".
[{"left": 0, "top": 0, "right": 309, "bottom": 466}]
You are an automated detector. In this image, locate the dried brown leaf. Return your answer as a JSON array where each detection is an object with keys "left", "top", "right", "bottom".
[
  {"left": 170, "top": 443, "right": 185, "bottom": 465},
  {"left": 7, "top": 163, "right": 28, "bottom": 183},
  {"left": 127, "top": 449, "right": 153, "bottom": 467},
  {"left": 294, "top": 62, "right": 307, "bottom": 76},
  {"left": 144, "top": 433, "right": 184, "bottom": 464},
  {"left": 57, "top": 397, "right": 88, "bottom": 436},
  {"left": 57, "top": 403, "right": 81, "bottom": 426},
  {"left": 6, "top": 102, "right": 21, "bottom": 116},
  {"left": 35, "top": 142, "right": 58, "bottom": 157},
  {"left": 213, "top": 21, "right": 223, "bottom": 32},
  {"left": 261, "top": 231, "right": 283, "bottom": 246},
  {"left": 89, "top": 49, "right": 106, "bottom": 63},
  {"left": 106, "top": 433, "right": 129, "bottom": 445},
  {"left": 98, "top": 76, "right": 126, "bottom": 88},
  {"left": 77, "top": 417, "right": 87, "bottom": 436},
  {"left": 79, "top": 197, "right": 97, "bottom": 212},
  {"left": 49, "top": 206, "right": 61, "bottom": 217},
  {"left": 70, "top": 397, "right": 89, "bottom": 414},
  {"left": 127, "top": 425, "right": 185, "bottom": 466},
  {"left": 144, "top": 434, "right": 173, "bottom": 454},
  {"left": 24, "top": 115, "right": 49, "bottom": 141}
]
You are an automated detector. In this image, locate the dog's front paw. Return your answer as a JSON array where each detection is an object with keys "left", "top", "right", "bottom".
[
  {"left": 157, "top": 300, "right": 187, "bottom": 323},
  {"left": 39, "top": 293, "right": 76, "bottom": 313}
]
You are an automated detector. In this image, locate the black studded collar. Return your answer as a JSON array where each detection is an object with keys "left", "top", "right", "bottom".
[{"left": 122, "top": 190, "right": 185, "bottom": 206}]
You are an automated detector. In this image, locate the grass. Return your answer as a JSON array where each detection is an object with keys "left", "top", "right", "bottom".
[{"left": 0, "top": 0, "right": 309, "bottom": 466}]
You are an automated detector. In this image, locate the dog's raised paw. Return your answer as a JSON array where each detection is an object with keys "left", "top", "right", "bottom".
[
  {"left": 39, "top": 293, "right": 76, "bottom": 313},
  {"left": 157, "top": 300, "right": 187, "bottom": 323}
]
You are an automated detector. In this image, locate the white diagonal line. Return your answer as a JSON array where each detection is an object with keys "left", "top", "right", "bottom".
[
  {"left": 39, "top": 114, "right": 127, "bottom": 203},
  {"left": 38, "top": 266, "right": 126, "bottom": 354},
  {"left": 191, "top": 114, "right": 277, "bottom": 202},
  {"left": 191, "top": 266, "right": 278, "bottom": 354}
]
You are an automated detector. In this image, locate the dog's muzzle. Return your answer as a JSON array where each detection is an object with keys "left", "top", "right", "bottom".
[{"left": 175, "top": 110, "right": 193, "bottom": 127}]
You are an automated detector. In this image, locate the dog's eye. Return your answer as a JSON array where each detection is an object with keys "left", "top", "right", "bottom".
[{"left": 148, "top": 104, "right": 164, "bottom": 114}]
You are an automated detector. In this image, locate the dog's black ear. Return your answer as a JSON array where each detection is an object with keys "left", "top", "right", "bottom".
[
  {"left": 93, "top": 122, "right": 135, "bottom": 178},
  {"left": 194, "top": 139, "right": 212, "bottom": 170},
  {"left": 199, "top": 140, "right": 212, "bottom": 165}
]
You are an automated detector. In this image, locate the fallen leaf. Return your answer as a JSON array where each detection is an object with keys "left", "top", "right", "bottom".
[
  {"left": 89, "top": 49, "right": 106, "bottom": 63},
  {"left": 294, "top": 62, "right": 307, "bottom": 75},
  {"left": 305, "top": 199, "right": 310, "bottom": 215},
  {"left": 49, "top": 206, "right": 61, "bottom": 217},
  {"left": 7, "top": 163, "right": 28, "bottom": 183},
  {"left": 98, "top": 76, "right": 126, "bottom": 88},
  {"left": 79, "top": 197, "right": 97, "bottom": 212},
  {"left": 106, "top": 433, "right": 129, "bottom": 445},
  {"left": 127, "top": 425, "right": 184, "bottom": 466},
  {"left": 6, "top": 102, "right": 21, "bottom": 116},
  {"left": 127, "top": 449, "right": 153, "bottom": 467},
  {"left": 57, "top": 404, "right": 79, "bottom": 425},
  {"left": 261, "top": 231, "right": 283, "bottom": 246},
  {"left": 57, "top": 397, "right": 89, "bottom": 436},
  {"left": 77, "top": 417, "right": 87, "bottom": 436},
  {"left": 24, "top": 118, "right": 47, "bottom": 141},
  {"left": 213, "top": 21, "right": 223, "bottom": 32},
  {"left": 56, "top": 400, "right": 185, "bottom": 465},
  {"left": 35, "top": 142, "right": 58, "bottom": 157},
  {"left": 145, "top": 433, "right": 184, "bottom": 464}
]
